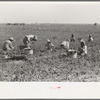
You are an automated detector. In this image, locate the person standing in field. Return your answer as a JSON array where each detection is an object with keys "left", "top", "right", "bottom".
[
  {"left": 60, "top": 39, "right": 70, "bottom": 51},
  {"left": 70, "top": 34, "right": 75, "bottom": 42},
  {"left": 23, "top": 35, "right": 37, "bottom": 48},
  {"left": 3, "top": 37, "right": 14, "bottom": 58},
  {"left": 45, "top": 39, "right": 54, "bottom": 52},
  {"left": 88, "top": 34, "right": 93, "bottom": 42}
]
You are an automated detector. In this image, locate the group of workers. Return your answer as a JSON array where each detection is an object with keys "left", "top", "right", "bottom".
[{"left": 2, "top": 33, "right": 94, "bottom": 59}]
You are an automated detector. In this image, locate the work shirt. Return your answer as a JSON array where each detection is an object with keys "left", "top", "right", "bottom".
[
  {"left": 82, "top": 45, "right": 87, "bottom": 54},
  {"left": 88, "top": 37, "right": 93, "bottom": 42},
  {"left": 23, "top": 35, "right": 35, "bottom": 45},
  {"left": 70, "top": 37, "right": 75, "bottom": 42},
  {"left": 79, "top": 45, "right": 87, "bottom": 55},
  {"left": 3, "top": 40, "right": 14, "bottom": 51},
  {"left": 61, "top": 41, "right": 69, "bottom": 50},
  {"left": 45, "top": 42, "right": 54, "bottom": 50}
]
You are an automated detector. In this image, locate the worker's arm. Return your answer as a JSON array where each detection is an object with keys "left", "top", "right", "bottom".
[
  {"left": 51, "top": 43, "right": 54, "bottom": 47},
  {"left": 9, "top": 43, "right": 14, "bottom": 49}
]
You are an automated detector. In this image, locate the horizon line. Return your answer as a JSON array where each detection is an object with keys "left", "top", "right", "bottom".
[{"left": 0, "top": 22, "right": 99, "bottom": 25}]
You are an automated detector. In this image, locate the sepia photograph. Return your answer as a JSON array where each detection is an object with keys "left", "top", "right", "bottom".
[{"left": 0, "top": 1, "right": 99, "bottom": 82}]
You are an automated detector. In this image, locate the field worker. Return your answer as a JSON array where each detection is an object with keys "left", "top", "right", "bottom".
[
  {"left": 80, "top": 39, "right": 85, "bottom": 47},
  {"left": 3, "top": 37, "right": 14, "bottom": 58},
  {"left": 23, "top": 35, "right": 37, "bottom": 48},
  {"left": 78, "top": 40, "right": 87, "bottom": 56},
  {"left": 88, "top": 35, "right": 93, "bottom": 42},
  {"left": 60, "top": 39, "right": 70, "bottom": 51},
  {"left": 45, "top": 39, "right": 54, "bottom": 52},
  {"left": 78, "top": 38, "right": 85, "bottom": 45},
  {"left": 70, "top": 34, "right": 75, "bottom": 42}
]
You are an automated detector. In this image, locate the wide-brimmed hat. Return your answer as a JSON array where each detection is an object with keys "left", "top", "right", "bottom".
[
  {"left": 47, "top": 39, "right": 51, "bottom": 42},
  {"left": 9, "top": 37, "right": 14, "bottom": 41}
]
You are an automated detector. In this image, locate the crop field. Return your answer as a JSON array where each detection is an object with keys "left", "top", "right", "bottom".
[{"left": 0, "top": 24, "right": 100, "bottom": 81}]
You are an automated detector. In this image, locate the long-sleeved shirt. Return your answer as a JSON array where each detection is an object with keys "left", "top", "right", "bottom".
[
  {"left": 79, "top": 45, "right": 87, "bottom": 55},
  {"left": 23, "top": 35, "right": 35, "bottom": 45},
  {"left": 3, "top": 40, "right": 14, "bottom": 51},
  {"left": 82, "top": 45, "right": 87, "bottom": 54},
  {"left": 45, "top": 42, "right": 54, "bottom": 50},
  {"left": 61, "top": 41, "right": 69, "bottom": 50},
  {"left": 88, "top": 36, "right": 93, "bottom": 42}
]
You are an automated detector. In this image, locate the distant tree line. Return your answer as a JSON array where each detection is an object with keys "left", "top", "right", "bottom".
[{"left": 6, "top": 23, "right": 25, "bottom": 25}]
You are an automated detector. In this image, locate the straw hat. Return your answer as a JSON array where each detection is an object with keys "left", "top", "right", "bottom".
[
  {"left": 9, "top": 37, "right": 14, "bottom": 41},
  {"left": 47, "top": 39, "right": 51, "bottom": 42}
]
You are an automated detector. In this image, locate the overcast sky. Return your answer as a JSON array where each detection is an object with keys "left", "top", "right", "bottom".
[{"left": 0, "top": 2, "right": 100, "bottom": 24}]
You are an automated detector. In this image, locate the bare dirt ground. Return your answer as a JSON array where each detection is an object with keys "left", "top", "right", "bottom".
[{"left": 0, "top": 24, "right": 100, "bottom": 82}]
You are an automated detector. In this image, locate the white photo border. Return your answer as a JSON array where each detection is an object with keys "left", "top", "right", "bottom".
[{"left": 0, "top": 1, "right": 100, "bottom": 99}]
